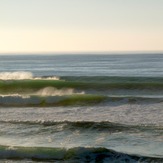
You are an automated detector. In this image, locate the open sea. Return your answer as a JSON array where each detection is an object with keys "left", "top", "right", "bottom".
[{"left": 0, "top": 54, "right": 163, "bottom": 162}]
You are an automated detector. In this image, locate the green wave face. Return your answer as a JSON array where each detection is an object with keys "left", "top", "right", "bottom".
[
  {"left": 1, "top": 77, "right": 163, "bottom": 94},
  {"left": 0, "top": 94, "right": 107, "bottom": 107},
  {"left": 0, "top": 145, "right": 162, "bottom": 162},
  {"left": 0, "top": 94, "right": 163, "bottom": 107},
  {"left": 0, "top": 77, "right": 163, "bottom": 107}
]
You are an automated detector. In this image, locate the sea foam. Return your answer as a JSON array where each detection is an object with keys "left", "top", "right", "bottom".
[
  {"left": 0, "top": 72, "right": 33, "bottom": 80},
  {"left": 37, "top": 87, "right": 84, "bottom": 96},
  {"left": 0, "top": 71, "right": 60, "bottom": 80}
]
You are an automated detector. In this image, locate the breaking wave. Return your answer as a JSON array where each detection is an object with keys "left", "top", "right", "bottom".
[
  {"left": 0, "top": 72, "right": 33, "bottom": 80},
  {"left": 36, "top": 87, "right": 84, "bottom": 96},
  {"left": 0, "top": 94, "right": 106, "bottom": 107},
  {"left": 0, "top": 71, "right": 60, "bottom": 80},
  {"left": 0, "top": 145, "right": 162, "bottom": 162},
  {"left": 1, "top": 75, "right": 163, "bottom": 93},
  {"left": 0, "top": 94, "right": 163, "bottom": 107},
  {"left": 0, "top": 74, "right": 163, "bottom": 107}
]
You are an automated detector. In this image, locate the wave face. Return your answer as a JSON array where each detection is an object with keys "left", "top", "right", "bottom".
[
  {"left": 1, "top": 76, "right": 163, "bottom": 92},
  {"left": 0, "top": 94, "right": 106, "bottom": 107},
  {"left": 0, "top": 120, "right": 162, "bottom": 161},
  {"left": 0, "top": 74, "right": 163, "bottom": 107},
  {"left": 0, "top": 146, "right": 162, "bottom": 162}
]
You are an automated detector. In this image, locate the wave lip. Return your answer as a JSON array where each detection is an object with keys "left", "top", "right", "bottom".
[
  {"left": 0, "top": 71, "right": 60, "bottom": 81},
  {"left": 36, "top": 87, "right": 83, "bottom": 96},
  {"left": 0, "top": 146, "right": 162, "bottom": 162},
  {"left": 0, "top": 72, "right": 33, "bottom": 80}
]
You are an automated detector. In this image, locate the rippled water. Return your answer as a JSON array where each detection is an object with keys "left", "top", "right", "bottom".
[{"left": 0, "top": 54, "right": 162, "bottom": 162}]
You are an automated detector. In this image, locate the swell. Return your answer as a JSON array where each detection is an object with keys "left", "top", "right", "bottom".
[
  {"left": 0, "top": 95, "right": 163, "bottom": 107},
  {"left": 1, "top": 78, "right": 163, "bottom": 94},
  {"left": 60, "top": 76, "right": 163, "bottom": 83},
  {"left": 0, "top": 94, "right": 106, "bottom": 107},
  {"left": 0, "top": 145, "right": 162, "bottom": 162},
  {"left": 1, "top": 76, "right": 163, "bottom": 107}
]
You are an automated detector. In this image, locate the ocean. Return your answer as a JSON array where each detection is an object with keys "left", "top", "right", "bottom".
[{"left": 0, "top": 54, "right": 162, "bottom": 162}]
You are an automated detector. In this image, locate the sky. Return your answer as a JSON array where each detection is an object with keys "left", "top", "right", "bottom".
[{"left": 0, "top": 0, "right": 163, "bottom": 53}]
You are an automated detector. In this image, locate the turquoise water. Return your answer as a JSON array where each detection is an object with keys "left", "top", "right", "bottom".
[{"left": 0, "top": 54, "right": 162, "bottom": 162}]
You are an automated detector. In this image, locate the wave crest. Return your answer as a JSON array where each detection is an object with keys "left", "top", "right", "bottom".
[
  {"left": 0, "top": 72, "right": 60, "bottom": 80},
  {"left": 36, "top": 87, "right": 84, "bottom": 96},
  {"left": 0, "top": 72, "right": 33, "bottom": 80}
]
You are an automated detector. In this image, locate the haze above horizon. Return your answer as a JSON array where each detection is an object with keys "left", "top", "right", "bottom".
[{"left": 0, "top": 0, "right": 163, "bottom": 54}]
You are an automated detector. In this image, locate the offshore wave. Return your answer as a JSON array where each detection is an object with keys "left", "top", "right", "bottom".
[
  {"left": 0, "top": 72, "right": 60, "bottom": 80},
  {"left": 1, "top": 77, "right": 163, "bottom": 93},
  {"left": 36, "top": 87, "right": 85, "bottom": 96},
  {"left": 0, "top": 94, "right": 163, "bottom": 107},
  {"left": 60, "top": 76, "right": 163, "bottom": 83},
  {"left": 0, "top": 72, "right": 33, "bottom": 80},
  {"left": 0, "top": 94, "right": 106, "bottom": 107},
  {"left": 1, "top": 73, "right": 163, "bottom": 107},
  {"left": 0, "top": 145, "right": 162, "bottom": 162},
  {"left": 1, "top": 71, "right": 163, "bottom": 82}
]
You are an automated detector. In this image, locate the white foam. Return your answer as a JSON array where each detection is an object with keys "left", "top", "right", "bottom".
[
  {"left": 0, "top": 94, "right": 30, "bottom": 99},
  {"left": 0, "top": 72, "right": 33, "bottom": 80},
  {"left": 34, "top": 76, "right": 60, "bottom": 80},
  {"left": 0, "top": 72, "right": 60, "bottom": 80},
  {"left": 37, "top": 87, "right": 84, "bottom": 96},
  {"left": 37, "top": 87, "right": 74, "bottom": 96}
]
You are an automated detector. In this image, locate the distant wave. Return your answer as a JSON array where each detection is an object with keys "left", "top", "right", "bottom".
[
  {"left": 0, "top": 72, "right": 33, "bottom": 80},
  {"left": 1, "top": 74, "right": 163, "bottom": 107},
  {"left": 0, "top": 71, "right": 59, "bottom": 80},
  {"left": 0, "top": 145, "right": 162, "bottom": 162},
  {"left": 1, "top": 76, "right": 163, "bottom": 93},
  {"left": 36, "top": 87, "right": 84, "bottom": 96},
  {"left": 60, "top": 76, "right": 163, "bottom": 83},
  {"left": 0, "top": 94, "right": 106, "bottom": 107},
  {"left": 0, "top": 94, "right": 163, "bottom": 107}
]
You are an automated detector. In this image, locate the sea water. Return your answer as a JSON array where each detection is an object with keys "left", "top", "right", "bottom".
[{"left": 0, "top": 54, "right": 162, "bottom": 162}]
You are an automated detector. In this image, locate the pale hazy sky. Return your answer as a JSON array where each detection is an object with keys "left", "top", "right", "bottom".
[{"left": 0, "top": 0, "right": 163, "bottom": 53}]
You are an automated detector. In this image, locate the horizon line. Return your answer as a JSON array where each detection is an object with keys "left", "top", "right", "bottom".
[{"left": 0, "top": 50, "right": 163, "bottom": 55}]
